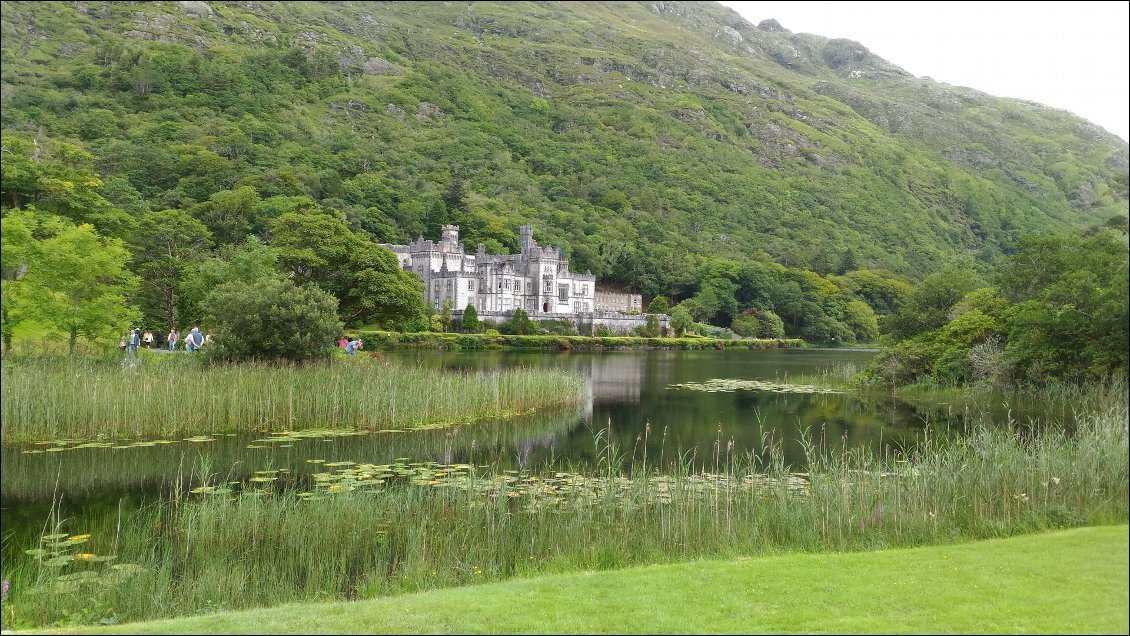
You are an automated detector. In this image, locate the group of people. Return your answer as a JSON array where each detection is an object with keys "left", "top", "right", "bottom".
[
  {"left": 120, "top": 326, "right": 209, "bottom": 354},
  {"left": 338, "top": 336, "right": 364, "bottom": 355}
]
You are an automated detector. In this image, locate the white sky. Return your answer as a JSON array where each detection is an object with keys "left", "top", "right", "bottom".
[{"left": 717, "top": 1, "right": 1129, "bottom": 141}]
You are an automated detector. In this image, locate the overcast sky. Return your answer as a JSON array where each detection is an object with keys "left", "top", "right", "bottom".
[{"left": 717, "top": 1, "right": 1129, "bottom": 141}]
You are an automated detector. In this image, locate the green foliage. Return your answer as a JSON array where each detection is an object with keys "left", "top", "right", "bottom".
[
  {"left": 501, "top": 307, "right": 536, "bottom": 335},
  {"left": 129, "top": 209, "right": 212, "bottom": 332},
  {"left": 201, "top": 275, "right": 342, "bottom": 363},
  {"left": 440, "top": 298, "right": 453, "bottom": 333},
  {"left": 0, "top": 134, "right": 135, "bottom": 238},
  {"left": 883, "top": 266, "right": 983, "bottom": 341},
  {"left": 460, "top": 303, "right": 480, "bottom": 333},
  {"left": 635, "top": 314, "right": 660, "bottom": 338},
  {"left": 270, "top": 211, "right": 426, "bottom": 328},
  {"left": 669, "top": 305, "right": 693, "bottom": 336},
  {"left": 0, "top": 1, "right": 1125, "bottom": 348},
  {"left": 731, "top": 308, "right": 786, "bottom": 340},
  {"left": 1, "top": 211, "right": 139, "bottom": 355},
  {"left": 862, "top": 231, "right": 1129, "bottom": 389},
  {"left": 645, "top": 295, "right": 669, "bottom": 314},
  {"left": 537, "top": 319, "right": 579, "bottom": 336}
]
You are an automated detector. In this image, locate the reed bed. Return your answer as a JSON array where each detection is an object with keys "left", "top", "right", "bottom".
[
  {"left": 0, "top": 357, "right": 587, "bottom": 443},
  {"left": 3, "top": 396, "right": 1125, "bottom": 628}
]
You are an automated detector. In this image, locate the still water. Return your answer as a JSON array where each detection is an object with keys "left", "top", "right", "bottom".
[
  {"left": 2, "top": 349, "right": 968, "bottom": 505},
  {"left": 6, "top": 348, "right": 1069, "bottom": 549}
]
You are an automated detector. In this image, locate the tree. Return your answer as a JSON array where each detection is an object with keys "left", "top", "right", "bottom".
[
  {"left": 130, "top": 209, "right": 212, "bottom": 332},
  {"left": 0, "top": 133, "right": 136, "bottom": 238},
  {"left": 645, "top": 295, "right": 669, "bottom": 314},
  {"left": 461, "top": 303, "right": 480, "bottom": 333},
  {"left": 842, "top": 300, "right": 880, "bottom": 343},
  {"left": 757, "top": 309, "right": 785, "bottom": 339},
  {"left": 270, "top": 211, "right": 426, "bottom": 328},
  {"left": 202, "top": 275, "right": 341, "bottom": 362},
  {"left": 14, "top": 213, "right": 140, "bottom": 355},
  {"left": 884, "top": 266, "right": 981, "bottom": 340},
  {"left": 669, "top": 304, "right": 693, "bottom": 336},
  {"left": 504, "top": 307, "right": 534, "bottom": 335},
  {"left": 440, "top": 298, "right": 453, "bottom": 332},
  {"left": 179, "top": 236, "right": 281, "bottom": 327},
  {"left": 1, "top": 210, "right": 37, "bottom": 354},
  {"left": 999, "top": 232, "right": 1129, "bottom": 383},
  {"left": 731, "top": 310, "right": 760, "bottom": 338},
  {"left": 641, "top": 313, "right": 660, "bottom": 337},
  {"left": 843, "top": 269, "right": 913, "bottom": 315},
  {"left": 190, "top": 186, "right": 259, "bottom": 245}
]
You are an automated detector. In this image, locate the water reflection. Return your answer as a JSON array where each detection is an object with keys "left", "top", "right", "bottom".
[{"left": 3, "top": 350, "right": 1007, "bottom": 506}]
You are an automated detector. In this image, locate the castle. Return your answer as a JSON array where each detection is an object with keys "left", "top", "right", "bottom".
[{"left": 382, "top": 225, "right": 663, "bottom": 334}]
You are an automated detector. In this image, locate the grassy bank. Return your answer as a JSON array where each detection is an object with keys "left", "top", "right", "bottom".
[
  {"left": 3, "top": 399, "right": 1125, "bottom": 627},
  {"left": 19, "top": 525, "right": 1128, "bottom": 634},
  {"left": 0, "top": 356, "right": 587, "bottom": 443},
  {"left": 356, "top": 330, "right": 805, "bottom": 351}
]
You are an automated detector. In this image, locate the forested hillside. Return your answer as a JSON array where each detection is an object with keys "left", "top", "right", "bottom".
[{"left": 2, "top": 1, "right": 1126, "bottom": 339}]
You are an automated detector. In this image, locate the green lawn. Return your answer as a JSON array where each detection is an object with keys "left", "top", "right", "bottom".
[{"left": 29, "top": 525, "right": 1128, "bottom": 634}]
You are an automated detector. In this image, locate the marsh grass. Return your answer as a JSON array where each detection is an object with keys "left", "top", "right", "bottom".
[
  {"left": 3, "top": 394, "right": 1125, "bottom": 627},
  {"left": 0, "top": 357, "right": 587, "bottom": 443}
]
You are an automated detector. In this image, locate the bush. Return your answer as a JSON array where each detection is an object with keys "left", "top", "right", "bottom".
[
  {"left": 202, "top": 276, "right": 342, "bottom": 362},
  {"left": 460, "top": 304, "right": 480, "bottom": 333},
  {"left": 538, "top": 319, "right": 578, "bottom": 335}
]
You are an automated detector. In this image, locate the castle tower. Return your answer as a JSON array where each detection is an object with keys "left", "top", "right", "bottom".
[
  {"left": 520, "top": 225, "right": 534, "bottom": 254},
  {"left": 441, "top": 224, "right": 460, "bottom": 247}
]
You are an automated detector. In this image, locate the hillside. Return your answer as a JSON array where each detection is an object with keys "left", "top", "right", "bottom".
[{"left": 2, "top": 0, "right": 1126, "bottom": 300}]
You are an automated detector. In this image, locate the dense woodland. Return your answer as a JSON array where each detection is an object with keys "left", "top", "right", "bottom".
[{"left": 1, "top": 1, "right": 1127, "bottom": 383}]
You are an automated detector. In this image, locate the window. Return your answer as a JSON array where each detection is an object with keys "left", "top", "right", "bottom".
[
  {"left": 544, "top": 280, "right": 552, "bottom": 292},
  {"left": 445, "top": 280, "right": 452, "bottom": 292},
  {"left": 581, "top": 284, "right": 588, "bottom": 295},
  {"left": 558, "top": 284, "right": 569, "bottom": 302},
  {"left": 504, "top": 279, "right": 511, "bottom": 290},
  {"left": 544, "top": 266, "right": 552, "bottom": 274},
  {"left": 468, "top": 280, "right": 475, "bottom": 291}
]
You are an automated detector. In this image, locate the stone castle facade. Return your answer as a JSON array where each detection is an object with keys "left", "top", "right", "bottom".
[{"left": 382, "top": 225, "right": 662, "bottom": 334}]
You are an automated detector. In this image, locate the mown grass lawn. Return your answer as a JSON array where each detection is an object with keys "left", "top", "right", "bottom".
[{"left": 28, "top": 525, "right": 1128, "bottom": 635}]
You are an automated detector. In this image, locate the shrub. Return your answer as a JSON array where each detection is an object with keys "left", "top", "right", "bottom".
[{"left": 202, "top": 276, "right": 342, "bottom": 362}]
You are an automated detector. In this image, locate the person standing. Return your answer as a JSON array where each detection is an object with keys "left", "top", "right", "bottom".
[
  {"left": 127, "top": 328, "right": 140, "bottom": 356},
  {"left": 167, "top": 329, "right": 178, "bottom": 352},
  {"left": 185, "top": 327, "right": 204, "bottom": 352},
  {"left": 142, "top": 330, "right": 154, "bottom": 349}
]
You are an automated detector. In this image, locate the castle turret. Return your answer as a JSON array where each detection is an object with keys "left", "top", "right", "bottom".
[
  {"left": 520, "top": 225, "right": 534, "bottom": 254},
  {"left": 441, "top": 224, "right": 460, "bottom": 247}
]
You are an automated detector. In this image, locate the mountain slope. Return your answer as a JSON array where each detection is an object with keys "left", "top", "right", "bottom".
[{"left": 1, "top": 0, "right": 1126, "bottom": 297}]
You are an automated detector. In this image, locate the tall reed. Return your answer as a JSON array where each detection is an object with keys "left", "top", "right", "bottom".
[
  {"left": 0, "top": 357, "right": 587, "bottom": 443},
  {"left": 4, "top": 397, "right": 1125, "bottom": 627}
]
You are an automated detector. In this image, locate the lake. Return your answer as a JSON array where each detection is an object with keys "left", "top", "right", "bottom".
[{"left": 0, "top": 348, "right": 1056, "bottom": 539}]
